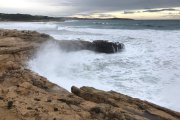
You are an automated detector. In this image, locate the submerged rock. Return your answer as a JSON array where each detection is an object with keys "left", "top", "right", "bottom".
[{"left": 0, "top": 29, "right": 179, "bottom": 120}]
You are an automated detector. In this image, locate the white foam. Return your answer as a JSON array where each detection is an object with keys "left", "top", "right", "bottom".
[
  {"left": 28, "top": 41, "right": 113, "bottom": 91},
  {"left": 28, "top": 27, "right": 180, "bottom": 112},
  {"left": 0, "top": 22, "right": 58, "bottom": 30}
]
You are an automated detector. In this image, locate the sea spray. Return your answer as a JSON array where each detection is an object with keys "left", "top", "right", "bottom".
[{"left": 28, "top": 40, "right": 113, "bottom": 92}]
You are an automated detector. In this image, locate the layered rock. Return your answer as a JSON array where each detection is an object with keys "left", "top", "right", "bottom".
[
  {"left": 72, "top": 86, "right": 180, "bottom": 120},
  {"left": 0, "top": 29, "right": 180, "bottom": 120}
]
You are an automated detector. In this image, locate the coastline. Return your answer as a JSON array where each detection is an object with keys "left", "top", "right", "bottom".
[{"left": 0, "top": 29, "right": 180, "bottom": 120}]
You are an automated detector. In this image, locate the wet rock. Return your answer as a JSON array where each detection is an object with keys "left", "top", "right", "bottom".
[
  {"left": 27, "top": 107, "right": 32, "bottom": 110},
  {"left": 0, "top": 96, "right": 4, "bottom": 100},
  {"left": 34, "top": 98, "right": 40, "bottom": 101},
  {"left": 46, "top": 99, "right": 52, "bottom": 102},
  {"left": 54, "top": 107, "right": 59, "bottom": 112},
  {"left": 7, "top": 101, "right": 13, "bottom": 109},
  {"left": 93, "top": 40, "right": 124, "bottom": 53}
]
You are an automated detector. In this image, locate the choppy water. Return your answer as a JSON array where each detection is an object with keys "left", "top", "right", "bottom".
[{"left": 0, "top": 20, "right": 180, "bottom": 112}]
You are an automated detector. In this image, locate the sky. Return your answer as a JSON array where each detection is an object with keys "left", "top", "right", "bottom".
[{"left": 0, "top": 0, "right": 180, "bottom": 19}]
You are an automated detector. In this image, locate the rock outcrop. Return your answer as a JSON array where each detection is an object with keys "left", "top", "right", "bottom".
[
  {"left": 93, "top": 40, "right": 124, "bottom": 53},
  {"left": 0, "top": 29, "right": 180, "bottom": 120},
  {"left": 72, "top": 86, "right": 180, "bottom": 120},
  {"left": 56, "top": 40, "right": 124, "bottom": 53}
]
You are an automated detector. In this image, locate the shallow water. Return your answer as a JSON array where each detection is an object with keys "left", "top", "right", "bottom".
[{"left": 0, "top": 20, "right": 180, "bottom": 111}]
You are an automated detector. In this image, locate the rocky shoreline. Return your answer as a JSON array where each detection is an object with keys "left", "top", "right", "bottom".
[{"left": 0, "top": 29, "right": 180, "bottom": 120}]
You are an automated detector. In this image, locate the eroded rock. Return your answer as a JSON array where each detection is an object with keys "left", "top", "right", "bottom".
[{"left": 72, "top": 86, "right": 180, "bottom": 120}]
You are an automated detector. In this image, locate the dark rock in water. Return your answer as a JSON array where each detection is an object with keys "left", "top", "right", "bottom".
[
  {"left": 57, "top": 40, "right": 124, "bottom": 53},
  {"left": 93, "top": 40, "right": 124, "bottom": 53}
]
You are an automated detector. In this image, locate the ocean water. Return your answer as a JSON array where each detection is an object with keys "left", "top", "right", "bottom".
[{"left": 0, "top": 20, "right": 180, "bottom": 112}]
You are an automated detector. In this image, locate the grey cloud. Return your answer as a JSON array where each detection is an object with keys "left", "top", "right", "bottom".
[
  {"left": 44, "top": 0, "right": 180, "bottom": 15},
  {"left": 123, "top": 11, "right": 136, "bottom": 14},
  {"left": 2, "top": 0, "right": 180, "bottom": 16},
  {"left": 77, "top": 13, "right": 115, "bottom": 18},
  {"left": 143, "top": 8, "right": 178, "bottom": 13},
  {"left": 162, "top": 14, "right": 180, "bottom": 18},
  {"left": 96, "top": 14, "right": 115, "bottom": 18}
]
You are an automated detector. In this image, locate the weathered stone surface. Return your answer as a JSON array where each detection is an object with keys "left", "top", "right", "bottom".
[
  {"left": 72, "top": 86, "right": 180, "bottom": 120},
  {"left": 0, "top": 29, "right": 179, "bottom": 120}
]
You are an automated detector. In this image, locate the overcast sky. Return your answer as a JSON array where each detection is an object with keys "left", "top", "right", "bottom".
[{"left": 0, "top": 0, "right": 180, "bottom": 19}]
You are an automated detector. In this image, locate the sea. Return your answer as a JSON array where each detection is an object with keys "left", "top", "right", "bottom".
[{"left": 0, "top": 20, "right": 180, "bottom": 112}]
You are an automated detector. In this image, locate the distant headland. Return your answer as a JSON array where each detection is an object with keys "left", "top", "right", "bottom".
[{"left": 0, "top": 13, "right": 134, "bottom": 21}]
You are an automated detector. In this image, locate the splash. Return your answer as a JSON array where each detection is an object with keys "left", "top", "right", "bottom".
[{"left": 28, "top": 41, "right": 113, "bottom": 91}]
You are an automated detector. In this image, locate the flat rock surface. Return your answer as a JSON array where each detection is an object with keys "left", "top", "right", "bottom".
[{"left": 0, "top": 29, "right": 180, "bottom": 120}]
